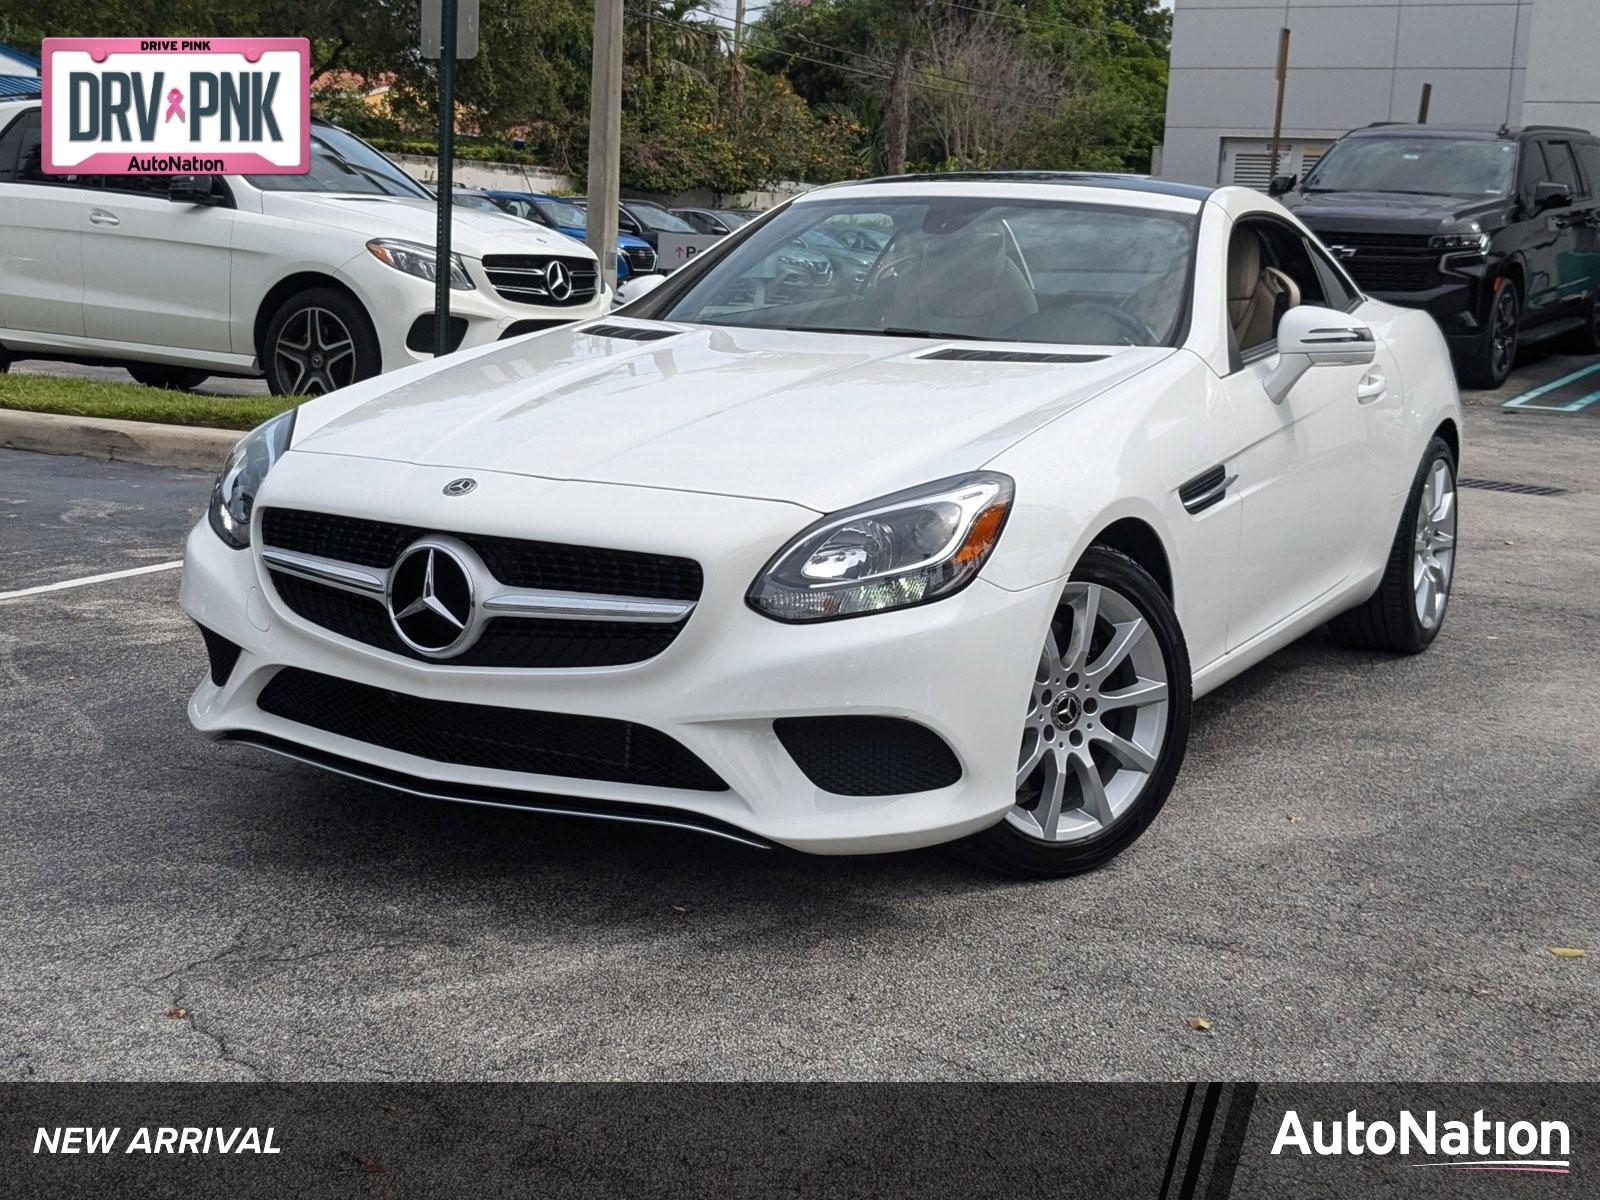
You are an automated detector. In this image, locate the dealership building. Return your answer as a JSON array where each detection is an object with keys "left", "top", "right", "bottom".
[{"left": 1158, "top": 0, "right": 1600, "bottom": 186}]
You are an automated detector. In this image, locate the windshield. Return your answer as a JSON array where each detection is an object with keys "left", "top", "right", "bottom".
[
  {"left": 535, "top": 198, "right": 588, "bottom": 228},
  {"left": 248, "top": 124, "right": 429, "bottom": 197},
  {"left": 716, "top": 210, "right": 752, "bottom": 227},
  {"left": 1303, "top": 137, "right": 1516, "bottom": 197},
  {"left": 638, "top": 196, "right": 1196, "bottom": 347}
]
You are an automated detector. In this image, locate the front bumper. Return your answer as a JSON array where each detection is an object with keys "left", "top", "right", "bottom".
[
  {"left": 337, "top": 253, "right": 611, "bottom": 374},
  {"left": 179, "top": 456, "right": 1057, "bottom": 854}
]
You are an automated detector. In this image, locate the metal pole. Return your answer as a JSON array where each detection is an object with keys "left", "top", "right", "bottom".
[
  {"left": 1417, "top": 82, "right": 1433, "bottom": 124},
  {"left": 587, "top": 0, "right": 623, "bottom": 293},
  {"left": 433, "top": 0, "right": 458, "bottom": 355},
  {"left": 1267, "top": 27, "right": 1291, "bottom": 180}
]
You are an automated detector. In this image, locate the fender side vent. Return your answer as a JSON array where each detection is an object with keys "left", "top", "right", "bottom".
[
  {"left": 919, "top": 348, "right": 1107, "bottom": 364},
  {"left": 1179, "top": 464, "right": 1230, "bottom": 514},
  {"left": 1458, "top": 477, "right": 1567, "bottom": 497},
  {"left": 581, "top": 323, "right": 680, "bottom": 341}
]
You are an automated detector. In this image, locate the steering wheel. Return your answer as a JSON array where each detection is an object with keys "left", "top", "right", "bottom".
[{"left": 1051, "top": 301, "right": 1160, "bottom": 346}]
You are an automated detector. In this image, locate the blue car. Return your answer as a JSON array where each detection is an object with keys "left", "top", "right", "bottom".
[{"left": 484, "top": 191, "right": 659, "bottom": 281}]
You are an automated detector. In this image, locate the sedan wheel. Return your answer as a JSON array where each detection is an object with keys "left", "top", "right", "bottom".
[
  {"left": 956, "top": 547, "right": 1191, "bottom": 878},
  {"left": 1411, "top": 458, "right": 1457, "bottom": 631},
  {"left": 1329, "top": 435, "right": 1457, "bottom": 654},
  {"left": 262, "top": 287, "right": 381, "bottom": 397},
  {"left": 1009, "top": 582, "right": 1170, "bottom": 844}
]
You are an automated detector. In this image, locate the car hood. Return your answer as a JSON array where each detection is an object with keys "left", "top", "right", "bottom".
[
  {"left": 1286, "top": 191, "right": 1508, "bottom": 232},
  {"left": 291, "top": 322, "right": 1173, "bottom": 511},
  {"left": 258, "top": 192, "right": 593, "bottom": 260}
]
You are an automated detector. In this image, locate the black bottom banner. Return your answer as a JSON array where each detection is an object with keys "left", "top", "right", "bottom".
[{"left": 2, "top": 1083, "right": 1591, "bottom": 1198}]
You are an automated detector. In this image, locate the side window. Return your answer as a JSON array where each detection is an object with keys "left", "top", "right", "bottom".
[
  {"left": 1517, "top": 141, "right": 1548, "bottom": 205},
  {"left": 1227, "top": 219, "right": 1330, "bottom": 360},
  {"left": 10, "top": 110, "right": 99, "bottom": 189},
  {"left": 1304, "top": 237, "right": 1358, "bottom": 311},
  {"left": 103, "top": 174, "right": 172, "bottom": 198},
  {"left": 0, "top": 110, "right": 29, "bottom": 180},
  {"left": 1579, "top": 142, "right": 1600, "bottom": 200},
  {"left": 1541, "top": 140, "right": 1581, "bottom": 195}
]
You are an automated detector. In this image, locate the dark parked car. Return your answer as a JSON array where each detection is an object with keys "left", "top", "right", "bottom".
[
  {"left": 574, "top": 198, "right": 700, "bottom": 250},
  {"left": 671, "top": 207, "right": 752, "bottom": 236},
  {"left": 1277, "top": 123, "right": 1600, "bottom": 387}
]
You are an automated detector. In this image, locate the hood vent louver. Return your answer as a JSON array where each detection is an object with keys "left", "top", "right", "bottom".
[
  {"left": 582, "top": 323, "right": 681, "bottom": 342},
  {"left": 918, "top": 348, "right": 1107, "bottom": 364}
]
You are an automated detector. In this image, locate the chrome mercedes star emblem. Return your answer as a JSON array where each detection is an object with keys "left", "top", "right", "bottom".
[
  {"left": 545, "top": 259, "right": 573, "bottom": 302},
  {"left": 387, "top": 543, "right": 475, "bottom": 656},
  {"left": 442, "top": 477, "right": 477, "bottom": 497}
]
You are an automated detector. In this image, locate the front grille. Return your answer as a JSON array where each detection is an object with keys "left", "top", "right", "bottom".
[
  {"left": 482, "top": 254, "right": 599, "bottom": 307},
  {"left": 257, "top": 668, "right": 728, "bottom": 792},
  {"left": 624, "top": 245, "right": 657, "bottom": 273},
  {"left": 774, "top": 717, "right": 963, "bottom": 796},
  {"left": 258, "top": 508, "right": 702, "bottom": 668},
  {"left": 1313, "top": 231, "right": 1441, "bottom": 293}
]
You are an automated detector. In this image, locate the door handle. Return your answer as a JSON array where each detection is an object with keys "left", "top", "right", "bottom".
[
  {"left": 88, "top": 208, "right": 120, "bottom": 227},
  {"left": 1357, "top": 371, "right": 1388, "bottom": 403}
]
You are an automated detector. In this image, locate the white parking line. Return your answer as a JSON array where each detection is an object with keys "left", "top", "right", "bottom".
[{"left": 0, "top": 561, "right": 183, "bottom": 602}]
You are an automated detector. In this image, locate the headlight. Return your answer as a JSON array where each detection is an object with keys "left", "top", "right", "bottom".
[
  {"left": 207, "top": 409, "right": 296, "bottom": 550},
  {"left": 366, "top": 238, "right": 475, "bottom": 290},
  {"left": 1430, "top": 230, "right": 1489, "bottom": 253},
  {"left": 747, "top": 472, "right": 1013, "bottom": 622}
]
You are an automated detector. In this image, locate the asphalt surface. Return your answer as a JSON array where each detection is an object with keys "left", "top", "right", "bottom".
[{"left": 1, "top": 353, "right": 1596, "bottom": 1083}]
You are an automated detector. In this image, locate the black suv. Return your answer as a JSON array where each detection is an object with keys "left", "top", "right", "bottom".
[{"left": 1274, "top": 123, "right": 1600, "bottom": 387}]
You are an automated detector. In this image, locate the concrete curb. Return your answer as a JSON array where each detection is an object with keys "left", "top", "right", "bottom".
[{"left": 0, "top": 409, "right": 238, "bottom": 471}]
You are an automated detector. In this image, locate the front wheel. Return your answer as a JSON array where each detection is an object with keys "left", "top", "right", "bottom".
[
  {"left": 261, "top": 288, "right": 380, "bottom": 396},
  {"left": 1458, "top": 282, "right": 1519, "bottom": 389},
  {"left": 955, "top": 547, "right": 1192, "bottom": 878}
]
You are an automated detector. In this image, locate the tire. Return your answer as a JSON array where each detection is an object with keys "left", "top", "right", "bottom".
[
  {"left": 261, "top": 287, "right": 380, "bottom": 396},
  {"left": 1567, "top": 289, "right": 1600, "bottom": 355},
  {"left": 126, "top": 364, "right": 210, "bottom": 391},
  {"left": 1329, "top": 436, "right": 1457, "bottom": 655},
  {"left": 1457, "top": 281, "right": 1519, "bottom": 389},
  {"left": 954, "top": 547, "right": 1192, "bottom": 878}
]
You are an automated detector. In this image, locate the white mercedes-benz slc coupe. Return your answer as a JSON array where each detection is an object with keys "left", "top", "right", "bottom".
[{"left": 180, "top": 173, "right": 1462, "bottom": 876}]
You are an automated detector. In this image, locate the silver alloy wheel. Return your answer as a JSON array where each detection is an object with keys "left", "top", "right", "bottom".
[
  {"left": 1413, "top": 458, "right": 1457, "bottom": 630},
  {"left": 1008, "top": 582, "right": 1171, "bottom": 843},
  {"left": 274, "top": 306, "right": 357, "bottom": 395}
]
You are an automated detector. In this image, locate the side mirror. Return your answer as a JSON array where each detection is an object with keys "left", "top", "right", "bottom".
[
  {"left": 1263, "top": 305, "right": 1376, "bottom": 404},
  {"left": 1267, "top": 174, "right": 1297, "bottom": 197},
  {"left": 1533, "top": 181, "right": 1572, "bottom": 212},
  {"left": 168, "top": 174, "right": 222, "bottom": 206},
  {"left": 613, "top": 272, "right": 666, "bottom": 307}
]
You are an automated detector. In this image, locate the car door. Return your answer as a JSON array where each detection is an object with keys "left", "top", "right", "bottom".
[
  {"left": 80, "top": 174, "right": 237, "bottom": 353},
  {"left": 1538, "top": 139, "right": 1594, "bottom": 318},
  {"left": 1219, "top": 218, "right": 1395, "bottom": 649},
  {"left": 1518, "top": 140, "right": 1571, "bottom": 323},
  {"left": 0, "top": 108, "right": 88, "bottom": 338},
  {"left": 1575, "top": 140, "right": 1600, "bottom": 303}
]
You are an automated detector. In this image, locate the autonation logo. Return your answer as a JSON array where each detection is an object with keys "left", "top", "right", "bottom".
[{"left": 1272, "top": 1108, "right": 1572, "bottom": 1175}]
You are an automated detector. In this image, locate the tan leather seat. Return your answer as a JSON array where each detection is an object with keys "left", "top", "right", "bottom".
[
  {"left": 1227, "top": 231, "right": 1300, "bottom": 350},
  {"left": 883, "top": 223, "right": 1038, "bottom": 338}
]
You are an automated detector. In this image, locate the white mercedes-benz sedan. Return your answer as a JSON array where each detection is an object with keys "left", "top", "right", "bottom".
[{"left": 180, "top": 173, "right": 1462, "bottom": 876}]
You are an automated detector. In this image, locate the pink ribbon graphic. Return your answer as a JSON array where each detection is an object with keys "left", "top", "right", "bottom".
[{"left": 164, "top": 88, "right": 185, "bottom": 123}]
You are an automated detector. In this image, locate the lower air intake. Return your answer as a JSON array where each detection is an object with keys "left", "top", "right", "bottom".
[
  {"left": 197, "top": 624, "right": 242, "bottom": 687},
  {"left": 257, "top": 668, "right": 728, "bottom": 792},
  {"left": 774, "top": 716, "right": 963, "bottom": 796}
]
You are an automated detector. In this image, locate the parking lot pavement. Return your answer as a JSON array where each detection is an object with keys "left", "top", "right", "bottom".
[{"left": 1, "top": 374, "right": 1596, "bottom": 1085}]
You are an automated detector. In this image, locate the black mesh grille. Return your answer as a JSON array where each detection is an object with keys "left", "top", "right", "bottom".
[
  {"left": 624, "top": 245, "right": 658, "bottom": 272},
  {"left": 197, "top": 624, "right": 241, "bottom": 687},
  {"left": 257, "top": 668, "right": 728, "bottom": 792},
  {"left": 270, "top": 574, "right": 687, "bottom": 668},
  {"left": 481, "top": 254, "right": 599, "bottom": 307},
  {"left": 258, "top": 508, "right": 701, "bottom": 669},
  {"left": 259, "top": 508, "right": 702, "bottom": 599},
  {"left": 774, "top": 717, "right": 963, "bottom": 796},
  {"left": 1313, "top": 231, "right": 1441, "bottom": 293}
]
